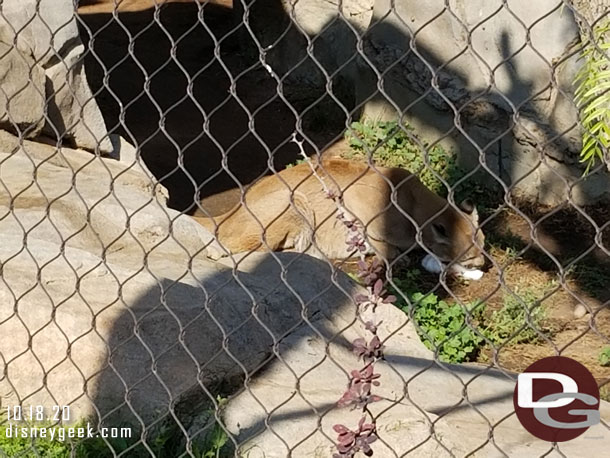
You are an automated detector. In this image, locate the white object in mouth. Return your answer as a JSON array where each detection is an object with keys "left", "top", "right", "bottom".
[
  {"left": 421, "top": 254, "right": 484, "bottom": 280},
  {"left": 421, "top": 253, "right": 443, "bottom": 273}
]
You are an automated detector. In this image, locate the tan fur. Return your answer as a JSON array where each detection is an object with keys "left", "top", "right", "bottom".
[{"left": 193, "top": 159, "right": 485, "bottom": 266}]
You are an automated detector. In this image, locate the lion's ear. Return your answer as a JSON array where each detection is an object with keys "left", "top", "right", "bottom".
[
  {"left": 459, "top": 198, "right": 474, "bottom": 214},
  {"left": 459, "top": 199, "right": 479, "bottom": 225}
]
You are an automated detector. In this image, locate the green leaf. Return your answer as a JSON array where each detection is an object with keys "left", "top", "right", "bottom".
[{"left": 582, "top": 95, "right": 610, "bottom": 114}]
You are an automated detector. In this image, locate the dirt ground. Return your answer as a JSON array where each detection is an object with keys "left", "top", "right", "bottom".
[
  {"left": 77, "top": 0, "right": 610, "bottom": 390},
  {"left": 336, "top": 203, "right": 610, "bottom": 386},
  {"left": 467, "top": 206, "right": 610, "bottom": 383},
  {"left": 396, "top": 204, "right": 610, "bottom": 386}
]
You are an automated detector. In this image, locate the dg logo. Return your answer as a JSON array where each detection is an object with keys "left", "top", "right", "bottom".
[{"left": 514, "top": 356, "right": 600, "bottom": 442}]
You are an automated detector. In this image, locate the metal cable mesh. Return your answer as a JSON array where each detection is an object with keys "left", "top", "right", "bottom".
[{"left": 0, "top": 0, "right": 609, "bottom": 456}]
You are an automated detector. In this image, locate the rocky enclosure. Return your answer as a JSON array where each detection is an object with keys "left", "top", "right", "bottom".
[{"left": 0, "top": 130, "right": 608, "bottom": 454}]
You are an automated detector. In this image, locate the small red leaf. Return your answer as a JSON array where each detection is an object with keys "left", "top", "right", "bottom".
[
  {"left": 333, "top": 424, "right": 349, "bottom": 434},
  {"left": 373, "top": 279, "right": 383, "bottom": 295}
]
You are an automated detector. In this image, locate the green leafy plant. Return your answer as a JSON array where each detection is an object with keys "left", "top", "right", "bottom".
[
  {"left": 197, "top": 397, "right": 230, "bottom": 458},
  {"left": 344, "top": 120, "right": 460, "bottom": 194},
  {"left": 599, "top": 347, "right": 610, "bottom": 367},
  {"left": 390, "top": 268, "right": 422, "bottom": 294},
  {"left": 389, "top": 272, "right": 551, "bottom": 363},
  {"left": 285, "top": 158, "right": 307, "bottom": 168},
  {"left": 481, "top": 290, "right": 546, "bottom": 346},
  {"left": 408, "top": 292, "right": 483, "bottom": 363},
  {"left": 574, "top": 19, "right": 610, "bottom": 173},
  {"left": 390, "top": 275, "right": 484, "bottom": 363},
  {"left": 0, "top": 423, "right": 71, "bottom": 458}
]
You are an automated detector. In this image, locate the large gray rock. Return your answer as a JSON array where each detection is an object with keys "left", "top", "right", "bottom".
[
  {"left": 223, "top": 285, "right": 610, "bottom": 456},
  {"left": 0, "top": 130, "right": 356, "bottom": 428},
  {"left": 357, "top": 0, "right": 610, "bottom": 205},
  {"left": 0, "top": 42, "right": 46, "bottom": 136},
  {"left": 0, "top": 0, "right": 112, "bottom": 153}
]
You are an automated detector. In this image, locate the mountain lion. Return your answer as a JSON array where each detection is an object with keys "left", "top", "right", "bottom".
[{"left": 193, "top": 159, "right": 485, "bottom": 268}]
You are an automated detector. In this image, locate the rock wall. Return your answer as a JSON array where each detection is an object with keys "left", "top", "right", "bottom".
[
  {"left": 356, "top": 0, "right": 610, "bottom": 205},
  {"left": 234, "top": 0, "right": 374, "bottom": 119},
  {"left": 0, "top": 0, "right": 112, "bottom": 153},
  {"left": 240, "top": 0, "right": 610, "bottom": 205},
  {"left": 234, "top": 0, "right": 373, "bottom": 81}
]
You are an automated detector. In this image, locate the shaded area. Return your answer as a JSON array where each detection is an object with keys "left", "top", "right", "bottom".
[
  {"left": 88, "top": 253, "right": 360, "bottom": 454},
  {"left": 88, "top": 250, "right": 522, "bottom": 455},
  {"left": 77, "top": 0, "right": 347, "bottom": 213}
]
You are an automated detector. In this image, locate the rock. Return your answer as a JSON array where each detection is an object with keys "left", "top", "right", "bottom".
[
  {"left": 107, "top": 133, "right": 168, "bottom": 201},
  {"left": 223, "top": 293, "right": 610, "bottom": 456},
  {"left": 573, "top": 303, "right": 588, "bottom": 319},
  {"left": 356, "top": 0, "right": 610, "bottom": 205},
  {"left": 0, "top": 0, "right": 112, "bottom": 153},
  {"left": 236, "top": 0, "right": 374, "bottom": 74},
  {"left": 0, "top": 130, "right": 357, "bottom": 427},
  {"left": 235, "top": 0, "right": 374, "bottom": 114},
  {"left": 0, "top": 42, "right": 46, "bottom": 137}
]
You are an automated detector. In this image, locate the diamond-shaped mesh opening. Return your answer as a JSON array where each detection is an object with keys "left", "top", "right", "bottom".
[{"left": 0, "top": 0, "right": 609, "bottom": 456}]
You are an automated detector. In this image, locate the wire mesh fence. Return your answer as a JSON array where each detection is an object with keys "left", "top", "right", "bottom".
[{"left": 0, "top": 0, "right": 609, "bottom": 456}]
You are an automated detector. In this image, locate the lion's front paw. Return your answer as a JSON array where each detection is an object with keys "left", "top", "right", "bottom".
[{"left": 421, "top": 254, "right": 484, "bottom": 281}]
